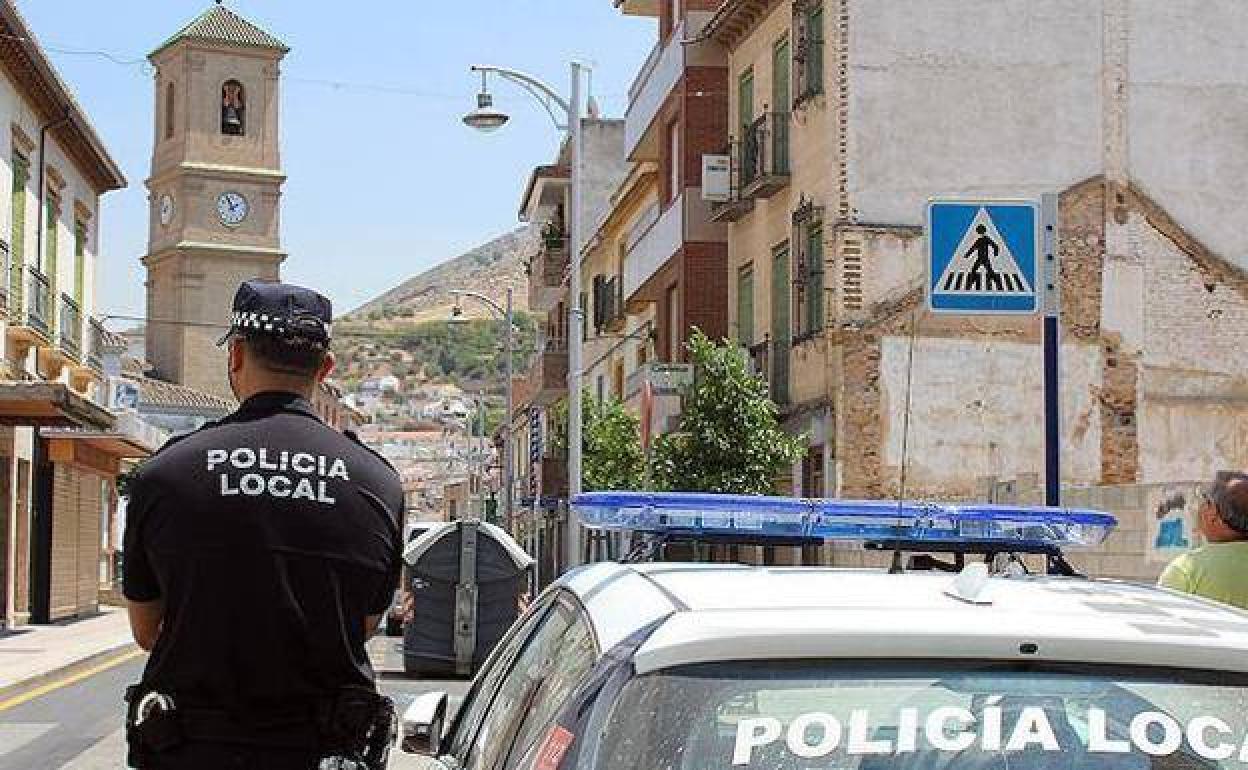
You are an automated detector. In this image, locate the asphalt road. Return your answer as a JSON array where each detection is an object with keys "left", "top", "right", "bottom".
[{"left": 0, "top": 634, "right": 471, "bottom": 768}]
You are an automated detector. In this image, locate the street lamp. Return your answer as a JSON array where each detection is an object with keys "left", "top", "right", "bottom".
[
  {"left": 462, "top": 71, "right": 509, "bottom": 133},
  {"left": 464, "top": 62, "right": 587, "bottom": 570},
  {"left": 448, "top": 288, "right": 515, "bottom": 535}
]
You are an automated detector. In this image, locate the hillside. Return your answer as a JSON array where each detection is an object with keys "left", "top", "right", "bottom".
[{"left": 345, "top": 226, "right": 536, "bottom": 324}]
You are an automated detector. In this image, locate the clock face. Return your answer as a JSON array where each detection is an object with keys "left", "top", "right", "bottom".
[
  {"left": 216, "top": 191, "right": 249, "bottom": 227},
  {"left": 159, "top": 194, "right": 174, "bottom": 226}
]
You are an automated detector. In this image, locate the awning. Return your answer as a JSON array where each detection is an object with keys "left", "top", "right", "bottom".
[
  {"left": 0, "top": 381, "right": 114, "bottom": 428},
  {"left": 40, "top": 411, "right": 168, "bottom": 459}
]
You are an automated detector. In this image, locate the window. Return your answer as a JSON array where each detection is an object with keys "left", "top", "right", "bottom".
[
  {"left": 10, "top": 152, "right": 27, "bottom": 303},
  {"left": 164, "top": 81, "right": 175, "bottom": 140},
  {"left": 737, "top": 264, "right": 754, "bottom": 346},
  {"left": 463, "top": 596, "right": 593, "bottom": 770},
  {"left": 772, "top": 37, "right": 792, "bottom": 174},
  {"left": 666, "top": 119, "right": 680, "bottom": 203},
  {"left": 667, "top": 0, "right": 681, "bottom": 37},
  {"left": 794, "top": 1, "right": 825, "bottom": 106},
  {"left": 447, "top": 596, "right": 555, "bottom": 761},
  {"left": 221, "top": 80, "right": 245, "bottom": 136},
  {"left": 504, "top": 600, "right": 597, "bottom": 769},
  {"left": 737, "top": 69, "right": 755, "bottom": 138},
  {"left": 793, "top": 203, "right": 825, "bottom": 338},
  {"left": 802, "top": 444, "right": 825, "bottom": 496},
  {"left": 73, "top": 220, "right": 86, "bottom": 305},
  {"left": 612, "top": 360, "right": 625, "bottom": 400},
  {"left": 43, "top": 191, "right": 57, "bottom": 282}
]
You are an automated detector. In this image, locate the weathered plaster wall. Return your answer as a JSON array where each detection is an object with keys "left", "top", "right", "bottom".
[
  {"left": 845, "top": 0, "right": 1104, "bottom": 225},
  {"left": 1128, "top": 0, "right": 1248, "bottom": 273},
  {"left": 877, "top": 336, "right": 1103, "bottom": 497}
]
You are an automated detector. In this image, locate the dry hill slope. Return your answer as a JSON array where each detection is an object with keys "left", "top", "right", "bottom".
[{"left": 346, "top": 226, "right": 536, "bottom": 323}]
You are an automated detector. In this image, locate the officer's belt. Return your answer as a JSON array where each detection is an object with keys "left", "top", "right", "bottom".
[{"left": 139, "top": 704, "right": 322, "bottom": 749}]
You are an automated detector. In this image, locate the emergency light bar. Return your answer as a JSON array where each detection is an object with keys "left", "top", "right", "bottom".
[{"left": 572, "top": 492, "right": 1116, "bottom": 549}]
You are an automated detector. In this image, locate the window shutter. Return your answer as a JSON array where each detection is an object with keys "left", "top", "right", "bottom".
[{"left": 10, "top": 154, "right": 26, "bottom": 308}]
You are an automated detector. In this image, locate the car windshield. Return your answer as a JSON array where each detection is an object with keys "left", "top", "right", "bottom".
[{"left": 586, "top": 662, "right": 1248, "bottom": 770}]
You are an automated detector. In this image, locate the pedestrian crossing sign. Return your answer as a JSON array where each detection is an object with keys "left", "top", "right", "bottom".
[{"left": 926, "top": 199, "right": 1040, "bottom": 314}]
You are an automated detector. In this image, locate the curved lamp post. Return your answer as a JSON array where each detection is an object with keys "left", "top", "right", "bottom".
[
  {"left": 463, "top": 62, "right": 587, "bottom": 570},
  {"left": 449, "top": 288, "right": 515, "bottom": 532}
]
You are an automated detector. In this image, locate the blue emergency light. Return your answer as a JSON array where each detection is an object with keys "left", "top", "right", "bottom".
[{"left": 572, "top": 491, "right": 1116, "bottom": 549}]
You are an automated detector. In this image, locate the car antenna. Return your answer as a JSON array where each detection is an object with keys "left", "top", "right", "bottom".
[{"left": 890, "top": 306, "right": 921, "bottom": 575}]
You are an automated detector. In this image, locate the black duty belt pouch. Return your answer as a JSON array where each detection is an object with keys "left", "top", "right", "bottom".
[{"left": 125, "top": 685, "right": 185, "bottom": 768}]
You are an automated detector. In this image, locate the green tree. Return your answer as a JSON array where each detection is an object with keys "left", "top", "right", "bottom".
[
  {"left": 651, "top": 329, "right": 806, "bottom": 494},
  {"left": 584, "top": 395, "right": 646, "bottom": 491}
]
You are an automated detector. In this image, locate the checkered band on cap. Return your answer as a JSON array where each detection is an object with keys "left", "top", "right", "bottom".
[{"left": 231, "top": 310, "right": 286, "bottom": 334}]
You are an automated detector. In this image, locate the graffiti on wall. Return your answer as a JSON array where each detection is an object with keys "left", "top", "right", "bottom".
[{"left": 1146, "top": 484, "right": 1202, "bottom": 563}]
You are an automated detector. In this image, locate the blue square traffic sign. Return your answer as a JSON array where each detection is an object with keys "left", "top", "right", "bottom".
[{"left": 926, "top": 199, "right": 1040, "bottom": 315}]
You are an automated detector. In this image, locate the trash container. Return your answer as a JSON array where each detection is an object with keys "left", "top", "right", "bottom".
[{"left": 401, "top": 519, "right": 533, "bottom": 678}]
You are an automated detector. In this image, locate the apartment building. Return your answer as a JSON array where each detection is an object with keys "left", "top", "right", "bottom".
[
  {"left": 506, "top": 120, "right": 629, "bottom": 574},
  {"left": 713, "top": 0, "right": 1248, "bottom": 501},
  {"left": 0, "top": 2, "right": 153, "bottom": 626}
]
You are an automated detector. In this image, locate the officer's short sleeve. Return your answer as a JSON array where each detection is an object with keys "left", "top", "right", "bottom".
[
  {"left": 122, "top": 471, "right": 162, "bottom": 603},
  {"left": 1158, "top": 555, "right": 1194, "bottom": 595},
  {"left": 366, "top": 483, "right": 405, "bottom": 615}
]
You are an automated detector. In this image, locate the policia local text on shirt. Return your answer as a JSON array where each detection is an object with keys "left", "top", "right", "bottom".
[{"left": 122, "top": 281, "right": 404, "bottom": 770}]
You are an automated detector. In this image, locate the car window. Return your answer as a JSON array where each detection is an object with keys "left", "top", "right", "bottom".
[
  {"left": 446, "top": 595, "right": 555, "bottom": 760},
  {"left": 463, "top": 595, "right": 593, "bottom": 770},
  {"left": 504, "top": 599, "right": 598, "bottom": 769}
]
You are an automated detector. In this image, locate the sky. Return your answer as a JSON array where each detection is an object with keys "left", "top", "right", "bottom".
[{"left": 15, "top": 0, "right": 656, "bottom": 320}]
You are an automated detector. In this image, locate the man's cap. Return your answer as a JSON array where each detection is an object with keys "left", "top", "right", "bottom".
[{"left": 217, "top": 279, "right": 332, "bottom": 347}]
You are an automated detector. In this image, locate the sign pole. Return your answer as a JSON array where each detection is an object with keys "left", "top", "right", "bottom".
[{"left": 1041, "top": 193, "right": 1061, "bottom": 507}]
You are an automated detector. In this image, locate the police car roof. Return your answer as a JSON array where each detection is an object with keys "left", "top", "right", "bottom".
[{"left": 558, "top": 562, "right": 1248, "bottom": 677}]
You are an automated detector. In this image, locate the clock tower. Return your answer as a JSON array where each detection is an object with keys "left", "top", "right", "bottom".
[{"left": 142, "top": 4, "right": 288, "bottom": 397}]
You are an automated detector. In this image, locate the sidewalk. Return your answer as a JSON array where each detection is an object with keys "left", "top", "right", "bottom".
[{"left": 0, "top": 605, "right": 137, "bottom": 699}]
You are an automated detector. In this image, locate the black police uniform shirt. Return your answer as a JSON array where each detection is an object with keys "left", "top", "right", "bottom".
[{"left": 123, "top": 391, "right": 403, "bottom": 713}]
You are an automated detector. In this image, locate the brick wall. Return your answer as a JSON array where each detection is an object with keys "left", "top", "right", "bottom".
[{"left": 683, "top": 242, "right": 729, "bottom": 343}]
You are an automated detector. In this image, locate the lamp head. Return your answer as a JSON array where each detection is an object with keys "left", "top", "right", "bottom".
[{"left": 463, "top": 89, "right": 509, "bottom": 133}]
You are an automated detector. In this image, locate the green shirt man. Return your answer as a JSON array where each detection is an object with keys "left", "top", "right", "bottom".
[{"left": 1159, "top": 472, "right": 1248, "bottom": 610}]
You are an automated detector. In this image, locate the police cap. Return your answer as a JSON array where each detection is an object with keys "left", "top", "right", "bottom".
[{"left": 217, "top": 279, "right": 333, "bottom": 347}]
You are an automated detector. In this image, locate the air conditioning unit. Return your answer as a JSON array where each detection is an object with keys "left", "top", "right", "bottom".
[{"left": 107, "top": 377, "right": 141, "bottom": 412}]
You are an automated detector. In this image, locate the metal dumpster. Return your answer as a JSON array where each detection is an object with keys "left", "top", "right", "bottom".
[{"left": 401, "top": 519, "right": 533, "bottom": 677}]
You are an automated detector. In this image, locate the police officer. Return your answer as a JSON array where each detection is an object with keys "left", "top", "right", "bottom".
[{"left": 123, "top": 280, "right": 403, "bottom": 769}]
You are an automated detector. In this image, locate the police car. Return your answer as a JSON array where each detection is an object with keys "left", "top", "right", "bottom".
[{"left": 401, "top": 492, "right": 1248, "bottom": 770}]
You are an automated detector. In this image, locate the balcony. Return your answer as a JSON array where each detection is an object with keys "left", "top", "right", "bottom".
[
  {"left": 528, "top": 230, "right": 569, "bottom": 313},
  {"left": 740, "top": 112, "right": 791, "bottom": 199},
  {"left": 527, "top": 340, "right": 569, "bottom": 406},
  {"left": 87, "top": 317, "right": 105, "bottom": 372},
  {"left": 58, "top": 294, "right": 82, "bottom": 362},
  {"left": 11, "top": 266, "right": 52, "bottom": 345},
  {"left": 708, "top": 142, "right": 755, "bottom": 223},
  {"left": 624, "top": 15, "right": 723, "bottom": 160},
  {"left": 622, "top": 193, "right": 725, "bottom": 305}
]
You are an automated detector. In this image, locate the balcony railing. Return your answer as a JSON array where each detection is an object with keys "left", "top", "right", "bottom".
[
  {"left": 87, "top": 317, "right": 105, "bottom": 371},
  {"left": 740, "top": 112, "right": 791, "bottom": 199},
  {"left": 25, "top": 266, "right": 50, "bottom": 338},
  {"left": 58, "top": 294, "right": 82, "bottom": 360},
  {"left": 748, "top": 336, "right": 789, "bottom": 407},
  {"left": 592, "top": 274, "right": 625, "bottom": 333},
  {"left": 0, "top": 240, "right": 10, "bottom": 316},
  {"left": 527, "top": 338, "right": 569, "bottom": 406},
  {"left": 709, "top": 141, "right": 755, "bottom": 223}
]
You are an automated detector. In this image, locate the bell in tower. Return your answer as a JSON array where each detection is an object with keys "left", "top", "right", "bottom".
[{"left": 221, "top": 80, "right": 245, "bottom": 135}]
